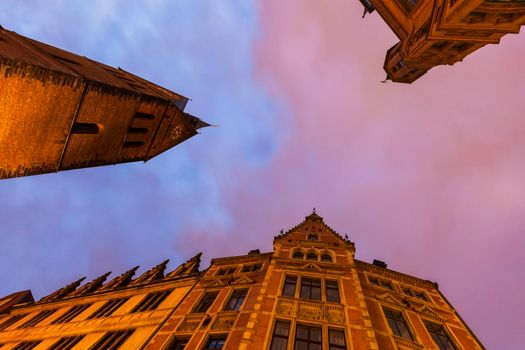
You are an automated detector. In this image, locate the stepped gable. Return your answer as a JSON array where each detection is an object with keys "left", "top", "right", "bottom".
[
  {"left": 130, "top": 260, "right": 169, "bottom": 286},
  {"left": 98, "top": 266, "right": 139, "bottom": 292},
  {"left": 68, "top": 272, "right": 112, "bottom": 297},
  {"left": 39, "top": 277, "right": 86, "bottom": 303},
  {"left": 0, "top": 290, "right": 34, "bottom": 315},
  {"left": 273, "top": 209, "right": 354, "bottom": 246},
  {"left": 166, "top": 252, "right": 202, "bottom": 278}
]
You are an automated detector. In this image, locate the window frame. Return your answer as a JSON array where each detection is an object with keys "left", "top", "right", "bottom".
[
  {"left": 88, "top": 298, "right": 127, "bottom": 319},
  {"left": 269, "top": 320, "right": 291, "bottom": 350},
  {"left": 131, "top": 290, "right": 172, "bottom": 313},
  {"left": 325, "top": 280, "right": 340, "bottom": 303},
  {"left": 424, "top": 320, "right": 458, "bottom": 350},
  {"left": 282, "top": 275, "right": 298, "bottom": 298},
  {"left": 300, "top": 277, "right": 322, "bottom": 301},
  {"left": 368, "top": 275, "right": 394, "bottom": 291},
  {"left": 202, "top": 334, "right": 228, "bottom": 350},
  {"left": 164, "top": 336, "right": 191, "bottom": 350},
  {"left": 241, "top": 263, "right": 262, "bottom": 273},
  {"left": 382, "top": 307, "right": 413, "bottom": 341},
  {"left": 216, "top": 266, "right": 237, "bottom": 276},
  {"left": 192, "top": 291, "right": 220, "bottom": 314},
  {"left": 223, "top": 288, "right": 248, "bottom": 311},
  {"left": 294, "top": 323, "right": 323, "bottom": 350},
  {"left": 328, "top": 328, "right": 347, "bottom": 350}
]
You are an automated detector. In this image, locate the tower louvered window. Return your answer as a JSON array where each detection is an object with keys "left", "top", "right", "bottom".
[
  {"left": 0, "top": 314, "right": 26, "bottom": 330},
  {"left": 20, "top": 310, "right": 55, "bottom": 328},
  {"left": 52, "top": 304, "right": 91, "bottom": 324},
  {"left": 49, "top": 335, "right": 84, "bottom": 350},
  {"left": 131, "top": 290, "right": 171, "bottom": 313},
  {"left": 88, "top": 298, "right": 127, "bottom": 319},
  {"left": 91, "top": 330, "right": 134, "bottom": 350}
]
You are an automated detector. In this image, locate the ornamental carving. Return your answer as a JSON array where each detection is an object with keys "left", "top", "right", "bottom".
[
  {"left": 275, "top": 297, "right": 345, "bottom": 324},
  {"left": 210, "top": 312, "right": 237, "bottom": 331},
  {"left": 177, "top": 315, "right": 204, "bottom": 332}
]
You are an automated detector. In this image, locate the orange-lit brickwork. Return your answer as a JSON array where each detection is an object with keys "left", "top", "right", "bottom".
[
  {"left": 359, "top": 0, "right": 525, "bottom": 83},
  {"left": 0, "top": 212, "right": 484, "bottom": 349}
]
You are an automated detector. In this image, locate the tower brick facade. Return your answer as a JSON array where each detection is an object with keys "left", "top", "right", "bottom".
[
  {"left": 0, "top": 27, "right": 208, "bottom": 180},
  {"left": 0, "top": 212, "right": 484, "bottom": 349}
]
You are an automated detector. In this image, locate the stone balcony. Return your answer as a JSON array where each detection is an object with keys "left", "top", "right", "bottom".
[{"left": 275, "top": 297, "right": 345, "bottom": 325}]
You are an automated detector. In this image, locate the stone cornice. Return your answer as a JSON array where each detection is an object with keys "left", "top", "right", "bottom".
[
  {"left": 355, "top": 260, "right": 437, "bottom": 288},
  {"left": 210, "top": 252, "right": 273, "bottom": 265}
]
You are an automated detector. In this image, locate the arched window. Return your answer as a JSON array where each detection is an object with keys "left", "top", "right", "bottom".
[
  {"left": 321, "top": 254, "right": 332, "bottom": 262},
  {"left": 308, "top": 234, "right": 318, "bottom": 241},
  {"left": 293, "top": 251, "right": 304, "bottom": 260},
  {"left": 307, "top": 253, "right": 317, "bottom": 261}
]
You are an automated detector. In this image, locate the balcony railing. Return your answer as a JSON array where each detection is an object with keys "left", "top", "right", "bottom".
[{"left": 275, "top": 297, "right": 345, "bottom": 324}]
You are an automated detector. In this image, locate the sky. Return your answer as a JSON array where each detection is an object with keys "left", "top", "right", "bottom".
[{"left": 0, "top": 0, "right": 524, "bottom": 348}]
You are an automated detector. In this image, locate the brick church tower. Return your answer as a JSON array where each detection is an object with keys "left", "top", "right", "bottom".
[
  {"left": 0, "top": 26, "right": 209, "bottom": 180},
  {"left": 359, "top": 0, "right": 525, "bottom": 83},
  {"left": 0, "top": 211, "right": 484, "bottom": 349}
]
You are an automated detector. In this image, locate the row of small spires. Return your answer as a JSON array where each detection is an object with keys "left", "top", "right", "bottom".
[{"left": 38, "top": 253, "right": 202, "bottom": 303}]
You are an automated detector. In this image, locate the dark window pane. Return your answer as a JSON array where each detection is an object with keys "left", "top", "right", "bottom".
[
  {"left": 193, "top": 292, "right": 219, "bottom": 313},
  {"left": 307, "top": 253, "right": 317, "bottom": 261},
  {"left": 294, "top": 324, "right": 322, "bottom": 350},
  {"left": 204, "top": 336, "right": 227, "bottom": 350},
  {"left": 293, "top": 251, "right": 304, "bottom": 260},
  {"left": 225, "top": 289, "right": 248, "bottom": 311},
  {"left": 326, "top": 280, "right": 340, "bottom": 303},
  {"left": 270, "top": 321, "right": 290, "bottom": 350},
  {"left": 132, "top": 290, "right": 171, "bottom": 313},
  {"left": 166, "top": 337, "right": 190, "bottom": 350},
  {"left": 384, "top": 308, "right": 412, "bottom": 340},
  {"left": 329, "top": 329, "right": 346, "bottom": 350},
  {"left": 369, "top": 277, "right": 379, "bottom": 286},
  {"left": 424, "top": 322, "right": 457, "bottom": 350},
  {"left": 300, "top": 278, "right": 321, "bottom": 300},
  {"left": 321, "top": 254, "right": 332, "bottom": 262},
  {"left": 282, "top": 276, "right": 297, "bottom": 297}
]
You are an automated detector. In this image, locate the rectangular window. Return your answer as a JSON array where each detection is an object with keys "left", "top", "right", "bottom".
[
  {"left": 12, "top": 341, "right": 41, "bottom": 350},
  {"left": 295, "top": 324, "right": 322, "bottom": 350},
  {"left": 20, "top": 310, "right": 55, "bottom": 328},
  {"left": 166, "top": 337, "right": 190, "bottom": 350},
  {"left": 216, "top": 267, "right": 236, "bottom": 276},
  {"left": 49, "top": 335, "right": 84, "bottom": 350},
  {"left": 282, "top": 276, "right": 297, "bottom": 297},
  {"left": 131, "top": 290, "right": 171, "bottom": 313},
  {"left": 241, "top": 263, "right": 262, "bottom": 273},
  {"left": 383, "top": 308, "right": 413, "bottom": 340},
  {"left": 0, "top": 314, "right": 26, "bottom": 331},
  {"left": 414, "top": 291, "right": 427, "bottom": 302},
  {"left": 325, "top": 280, "right": 340, "bottom": 303},
  {"left": 88, "top": 298, "right": 127, "bottom": 319},
  {"left": 52, "top": 304, "right": 90, "bottom": 324},
  {"left": 193, "top": 291, "right": 219, "bottom": 313},
  {"left": 424, "top": 322, "right": 457, "bottom": 350},
  {"left": 401, "top": 287, "right": 412, "bottom": 296},
  {"left": 270, "top": 321, "right": 290, "bottom": 350},
  {"left": 300, "top": 278, "right": 321, "bottom": 300},
  {"left": 203, "top": 336, "right": 227, "bottom": 349},
  {"left": 91, "top": 330, "right": 134, "bottom": 350},
  {"left": 224, "top": 289, "right": 248, "bottom": 311},
  {"left": 328, "top": 329, "right": 346, "bottom": 350}
]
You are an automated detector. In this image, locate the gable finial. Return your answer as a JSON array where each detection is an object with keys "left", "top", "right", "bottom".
[
  {"left": 312, "top": 207, "right": 316, "bottom": 214},
  {"left": 280, "top": 229, "right": 284, "bottom": 234}
]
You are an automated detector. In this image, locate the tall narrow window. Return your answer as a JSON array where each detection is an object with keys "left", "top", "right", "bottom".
[
  {"left": 20, "top": 310, "right": 55, "bottom": 328},
  {"left": 91, "top": 330, "right": 134, "bottom": 350},
  {"left": 424, "top": 322, "right": 457, "bottom": 350},
  {"left": 300, "top": 278, "right": 321, "bottom": 300},
  {"left": 88, "top": 298, "right": 127, "bottom": 319},
  {"left": 193, "top": 291, "right": 219, "bottom": 313},
  {"left": 0, "top": 314, "right": 26, "bottom": 331},
  {"left": 270, "top": 321, "right": 290, "bottom": 350},
  {"left": 52, "top": 304, "right": 90, "bottom": 324},
  {"left": 49, "top": 335, "right": 84, "bottom": 350},
  {"left": 224, "top": 289, "right": 248, "bottom": 311},
  {"left": 295, "top": 324, "right": 322, "bottom": 350},
  {"left": 203, "top": 336, "right": 227, "bottom": 349},
  {"left": 383, "top": 308, "right": 413, "bottom": 340},
  {"left": 325, "top": 280, "right": 340, "bottom": 303},
  {"left": 166, "top": 337, "right": 190, "bottom": 350},
  {"left": 282, "top": 276, "right": 297, "bottom": 297},
  {"left": 12, "top": 341, "right": 41, "bottom": 350},
  {"left": 328, "top": 329, "right": 346, "bottom": 350}
]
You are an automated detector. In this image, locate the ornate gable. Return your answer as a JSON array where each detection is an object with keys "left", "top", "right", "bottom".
[{"left": 376, "top": 293, "right": 404, "bottom": 308}]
